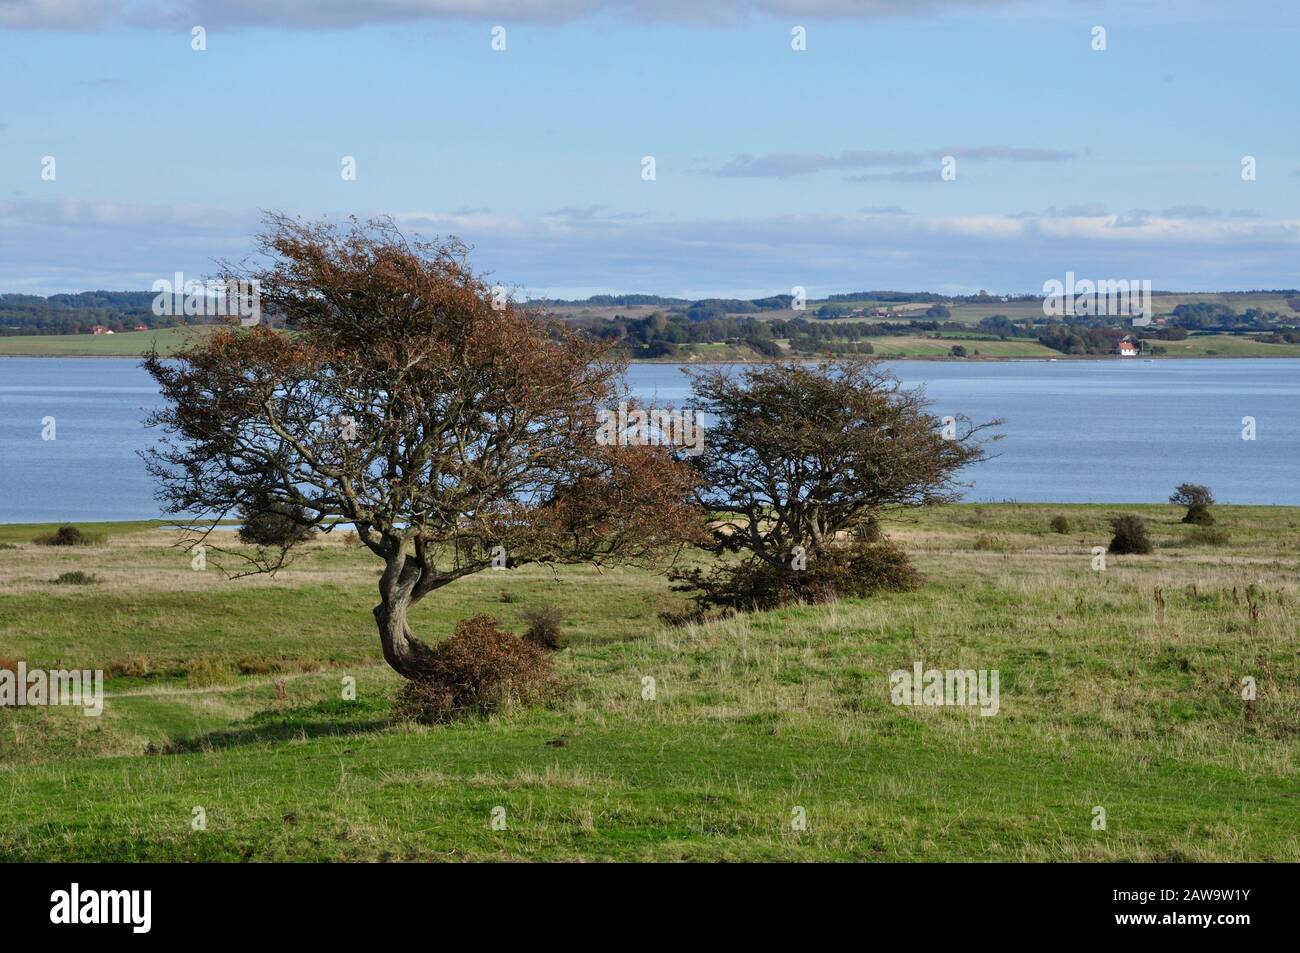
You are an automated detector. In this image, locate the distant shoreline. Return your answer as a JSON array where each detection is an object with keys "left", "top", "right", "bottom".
[
  {"left": 3, "top": 352, "right": 1298, "bottom": 363},
  {"left": 4, "top": 501, "right": 1299, "bottom": 531}
]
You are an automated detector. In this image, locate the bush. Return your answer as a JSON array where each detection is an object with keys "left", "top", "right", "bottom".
[
  {"left": 51, "top": 570, "right": 98, "bottom": 585},
  {"left": 0, "top": 542, "right": 19, "bottom": 550},
  {"left": 1049, "top": 515, "right": 1070, "bottom": 534},
  {"left": 1182, "top": 503, "right": 1215, "bottom": 526},
  {"left": 393, "top": 615, "right": 556, "bottom": 724},
  {"left": 1108, "top": 515, "right": 1154, "bottom": 555},
  {"left": 1188, "top": 526, "right": 1231, "bottom": 546},
  {"left": 237, "top": 503, "right": 316, "bottom": 547},
  {"left": 971, "top": 533, "right": 1008, "bottom": 552},
  {"left": 657, "top": 606, "right": 735, "bottom": 628},
  {"left": 672, "top": 540, "right": 920, "bottom": 612},
  {"left": 519, "top": 604, "right": 566, "bottom": 651},
  {"left": 34, "top": 525, "right": 87, "bottom": 546}
]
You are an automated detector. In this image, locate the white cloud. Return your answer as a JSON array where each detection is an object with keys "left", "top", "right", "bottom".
[{"left": 4, "top": 198, "right": 1299, "bottom": 297}]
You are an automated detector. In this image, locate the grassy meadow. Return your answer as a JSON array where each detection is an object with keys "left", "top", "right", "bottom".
[
  {"left": 0, "top": 327, "right": 208, "bottom": 357},
  {"left": 1, "top": 503, "right": 1296, "bottom": 862}
]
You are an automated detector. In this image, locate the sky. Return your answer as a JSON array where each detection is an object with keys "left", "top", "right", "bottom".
[{"left": 0, "top": 0, "right": 1298, "bottom": 298}]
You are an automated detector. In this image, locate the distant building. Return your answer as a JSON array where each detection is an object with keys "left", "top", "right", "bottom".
[
  {"left": 134, "top": 324, "right": 148, "bottom": 331},
  {"left": 90, "top": 325, "right": 107, "bottom": 335},
  {"left": 1116, "top": 338, "right": 1139, "bottom": 357}
]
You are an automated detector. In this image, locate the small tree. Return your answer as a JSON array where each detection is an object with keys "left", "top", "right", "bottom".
[
  {"left": 1108, "top": 515, "right": 1153, "bottom": 555},
  {"left": 144, "top": 215, "right": 701, "bottom": 682},
  {"left": 1170, "top": 483, "right": 1215, "bottom": 525},
  {"left": 673, "top": 359, "right": 998, "bottom": 608}
]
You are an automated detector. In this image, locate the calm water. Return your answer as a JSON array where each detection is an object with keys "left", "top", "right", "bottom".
[{"left": 1, "top": 356, "right": 1298, "bottom": 523}]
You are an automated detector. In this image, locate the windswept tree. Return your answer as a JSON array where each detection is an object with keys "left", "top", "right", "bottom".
[
  {"left": 672, "top": 360, "right": 999, "bottom": 609},
  {"left": 1170, "top": 483, "right": 1215, "bottom": 525},
  {"left": 143, "top": 214, "right": 701, "bottom": 680}
]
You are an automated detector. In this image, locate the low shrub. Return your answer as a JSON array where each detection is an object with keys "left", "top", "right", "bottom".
[
  {"left": 971, "top": 533, "right": 1009, "bottom": 552},
  {"left": 1108, "top": 515, "right": 1154, "bottom": 555},
  {"left": 393, "top": 615, "right": 556, "bottom": 724},
  {"left": 671, "top": 540, "right": 920, "bottom": 612},
  {"left": 0, "top": 542, "right": 19, "bottom": 550},
  {"left": 1049, "top": 515, "right": 1070, "bottom": 534},
  {"left": 1188, "top": 526, "right": 1231, "bottom": 546},
  {"left": 658, "top": 606, "right": 736, "bottom": 628},
  {"left": 52, "top": 570, "right": 99, "bottom": 585},
  {"left": 519, "top": 604, "right": 566, "bottom": 651},
  {"left": 33, "top": 525, "right": 93, "bottom": 546},
  {"left": 1182, "top": 503, "right": 1215, "bottom": 526}
]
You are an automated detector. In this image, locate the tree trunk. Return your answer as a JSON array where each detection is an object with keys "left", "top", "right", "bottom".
[
  {"left": 372, "top": 551, "right": 443, "bottom": 680},
  {"left": 373, "top": 597, "right": 439, "bottom": 679}
]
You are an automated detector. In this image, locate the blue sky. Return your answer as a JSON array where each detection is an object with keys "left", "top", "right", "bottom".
[{"left": 1, "top": 0, "right": 1298, "bottom": 297}]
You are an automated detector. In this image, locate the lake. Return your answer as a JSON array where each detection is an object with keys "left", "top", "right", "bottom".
[{"left": 1, "top": 356, "right": 1297, "bottom": 523}]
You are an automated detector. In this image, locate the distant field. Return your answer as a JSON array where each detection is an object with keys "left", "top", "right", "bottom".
[
  {"left": 938, "top": 294, "right": 1299, "bottom": 327},
  {"left": 5, "top": 302, "right": 1300, "bottom": 363},
  {"left": 1, "top": 503, "right": 1296, "bottom": 861},
  {"left": 0, "top": 327, "right": 210, "bottom": 356},
  {"left": 1154, "top": 334, "right": 1300, "bottom": 358},
  {"left": 869, "top": 336, "right": 1059, "bottom": 358}
]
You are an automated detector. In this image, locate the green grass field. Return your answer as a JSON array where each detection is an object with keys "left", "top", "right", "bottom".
[
  {"left": 868, "top": 336, "right": 1059, "bottom": 358},
  {"left": 1151, "top": 334, "right": 1300, "bottom": 358},
  {"left": 0, "top": 327, "right": 209, "bottom": 357},
  {"left": 1, "top": 503, "right": 1296, "bottom": 861},
  {"left": 943, "top": 294, "right": 1299, "bottom": 327}
]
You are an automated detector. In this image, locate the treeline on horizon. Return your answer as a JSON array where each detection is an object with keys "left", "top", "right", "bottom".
[
  {"left": 0, "top": 291, "right": 179, "bottom": 336},
  {"left": 5, "top": 288, "right": 1300, "bottom": 358}
]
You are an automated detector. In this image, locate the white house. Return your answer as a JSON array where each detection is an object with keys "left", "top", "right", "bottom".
[{"left": 1116, "top": 338, "right": 1139, "bottom": 357}]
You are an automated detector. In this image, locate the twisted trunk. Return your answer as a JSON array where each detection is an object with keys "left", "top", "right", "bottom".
[
  {"left": 373, "top": 598, "right": 439, "bottom": 679},
  {"left": 372, "top": 549, "right": 446, "bottom": 680}
]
